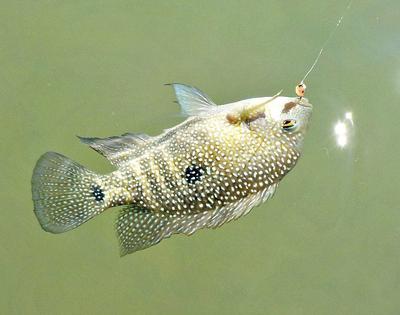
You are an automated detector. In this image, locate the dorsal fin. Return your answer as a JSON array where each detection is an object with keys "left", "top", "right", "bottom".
[
  {"left": 116, "top": 206, "right": 168, "bottom": 256},
  {"left": 115, "top": 184, "right": 278, "bottom": 255},
  {"left": 78, "top": 133, "right": 151, "bottom": 167},
  {"left": 168, "top": 83, "right": 217, "bottom": 117}
]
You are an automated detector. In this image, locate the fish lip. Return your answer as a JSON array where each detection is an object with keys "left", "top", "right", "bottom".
[{"left": 297, "top": 97, "right": 313, "bottom": 109}]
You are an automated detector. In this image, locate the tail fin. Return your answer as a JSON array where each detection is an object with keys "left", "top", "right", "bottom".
[{"left": 32, "top": 152, "right": 108, "bottom": 233}]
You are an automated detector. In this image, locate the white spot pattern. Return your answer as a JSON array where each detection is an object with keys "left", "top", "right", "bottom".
[
  {"left": 113, "top": 109, "right": 305, "bottom": 254},
  {"left": 32, "top": 152, "right": 107, "bottom": 233},
  {"left": 31, "top": 88, "right": 312, "bottom": 255}
]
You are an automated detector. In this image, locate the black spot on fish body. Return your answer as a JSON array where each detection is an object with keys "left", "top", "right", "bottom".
[
  {"left": 184, "top": 164, "right": 205, "bottom": 184},
  {"left": 92, "top": 185, "right": 105, "bottom": 202}
]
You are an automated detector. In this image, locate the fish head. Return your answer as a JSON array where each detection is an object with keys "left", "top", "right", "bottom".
[
  {"left": 169, "top": 83, "right": 313, "bottom": 151},
  {"left": 263, "top": 96, "right": 313, "bottom": 150},
  {"left": 223, "top": 94, "right": 312, "bottom": 151}
]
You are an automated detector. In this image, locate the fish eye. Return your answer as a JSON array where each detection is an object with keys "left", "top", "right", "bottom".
[{"left": 282, "top": 119, "right": 297, "bottom": 131}]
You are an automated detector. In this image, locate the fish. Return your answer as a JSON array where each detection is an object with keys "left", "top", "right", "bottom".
[{"left": 31, "top": 83, "right": 313, "bottom": 256}]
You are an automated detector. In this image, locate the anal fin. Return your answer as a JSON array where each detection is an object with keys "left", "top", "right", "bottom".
[{"left": 78, "top": 133, "right": 151, "bottom": 167}]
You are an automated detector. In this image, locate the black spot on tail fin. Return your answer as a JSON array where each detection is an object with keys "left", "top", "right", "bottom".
[
  {"left": 31, "top": 152, "right": 107, "bottom": 233},
  {"left": 92, "top": 185, "right": 105, "bottom": 202}
]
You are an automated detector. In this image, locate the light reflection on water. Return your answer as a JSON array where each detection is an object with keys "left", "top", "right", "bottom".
[{"left": 334, "top": 111, "right": 354, "bottom": 149}]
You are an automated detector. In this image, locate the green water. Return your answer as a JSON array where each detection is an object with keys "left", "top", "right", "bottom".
[{"left": 1, "top": 1, "right": 399, "bottom": 314}]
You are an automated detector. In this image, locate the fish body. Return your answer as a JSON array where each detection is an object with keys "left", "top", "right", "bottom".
[{"left": 32, "top": 84, "right": 312, "bottom": 255}]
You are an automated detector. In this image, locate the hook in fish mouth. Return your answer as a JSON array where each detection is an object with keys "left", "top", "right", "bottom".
[{"left": 297, "top": 97, "right": 312, "bottom": 109}]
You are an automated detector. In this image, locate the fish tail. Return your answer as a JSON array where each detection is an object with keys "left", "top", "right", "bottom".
[{"left": 32, "top": 152, "right": 109, "bottom": 233}]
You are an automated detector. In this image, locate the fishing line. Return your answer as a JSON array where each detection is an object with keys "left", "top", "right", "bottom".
[
  {"left": 297, "top": 1, "right": 355, "bottom": 150},
  {"left": 241, "top": 2, "right": 355, "bottom": 174},
  {"left": 300, "top": 0, "right": 353, "bottom": 85}
]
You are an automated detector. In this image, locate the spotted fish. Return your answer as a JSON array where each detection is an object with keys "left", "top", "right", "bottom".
[{"left": 31, "top": 84, "right": 312, "bottom": 256}]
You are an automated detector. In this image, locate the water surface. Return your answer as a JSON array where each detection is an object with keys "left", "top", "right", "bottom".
[{"left": 1, "top": 1, "right": 399, "bottom": 314}]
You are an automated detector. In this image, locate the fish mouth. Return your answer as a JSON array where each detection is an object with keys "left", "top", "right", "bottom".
[{"left": 297, "top": 97, "right": 313, "bottom": 109}]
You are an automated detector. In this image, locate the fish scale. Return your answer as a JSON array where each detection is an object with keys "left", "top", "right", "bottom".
[{"left": 31, "top": 83, "right": 312, "bottom": 256}]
